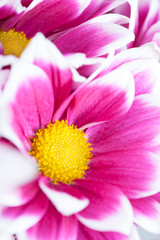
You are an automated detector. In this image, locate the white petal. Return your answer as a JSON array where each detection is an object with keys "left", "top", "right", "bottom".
[
  {"left": 39, "top": 178, "right": 89, "bottom": 216},
  {"left": 0, "top": 142, "right": 37, "bottom": 190}
]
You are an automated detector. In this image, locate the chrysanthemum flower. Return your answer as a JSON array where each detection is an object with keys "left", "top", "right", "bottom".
[
  {"left": 132, "top": 0, "right": 160, "bottom": 47},
  {"left": 0, "top": 0, "right": 134, "bottom": 58},
  {"left": 112, "top": 0, "right": 160, "bottom": 48},
  {"left": 1, "top": 34, "right": 160, "bottom": 240}
]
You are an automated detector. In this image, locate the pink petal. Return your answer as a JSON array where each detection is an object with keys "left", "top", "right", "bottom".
[
  {"left": 54, "top": 15, "right": 135, "bottom": 57},
  {"left": 112, "top": 0, "right": 138, "bottom": 35},
  {"left": 0, "top": 0, "right": 23, "bottom": 20},
  {"left": 94, "top": 0, "right": 129, "bottom": 17},
  {"left": 67, "top": 67, "right": 134, "bottom": 128},
  {"left": 0, "top": 1, "right": 24, "bottom": 31},
  {"left": 21, "top": 0, "right": 32, "bottom": 7},
  {"left": 122, "top": 59, "right": 160, "bottom": 96},
  {"left": 140, "top": 21, "right": 160, "bottom": 45},
  {"left": 86, "top": 95, "right": 160, "bottom": 198},
  {"left": 65, "top": 0, "right": 129, "bottom": 29},
  {"left": 39, "top": 177, "right": 89, "bottom": 216},
  {"left": 131, "top": 197, "right": 160, "bottom": 234},
  {"left": 153, "top": 192, "right": 160, "bottom": 203},
  {"left": 78, "top": 222, "right": 139, "bottom": 240},
  {"left": 97, "top": 45, "right": 160, "bottom": 95},
  {"left": 0, "top": 180, "right": 39, "bottom": 207},
  {"left": 0, "top": 43, "right": 4, "bottom": 55},
  {"left": 15, "top": 0, "right": 91, "bottom": 37},
  {"left": 86, "top": 94, "right": 160, "bottom": 154},
  {"left": 135, "top": 0, "right": 160, "bottom": 46},
  {"left": 57, "top": 215, "right": 78, "bottom": 240},
  {"left": 26, "top": 203, "right": 77, "bottom": 240},
  {"left": 0, "top": 140, "right": 37, "bottom": 191},
  {"left": 104, "top": 44, "right": 160, "bottom": 69},
  {"left": 105, "top": 44, "right": 160, "bottom": 71},
  {"left": 58, "top": 0, "right": 104, "bottom": 28},
  {"left": 1, "top": 61, "right": 54, "bottom": 141},
  {"left": 71, "top": 2, "right": 129, "bottom": 30},
  {"left": 21, "top": 33, "right": 72, "bottom": 111},
  {"left": 0, "top": 191, "right": 48, "bottom": 235},
  {"left": 75, "top": 180, "right": 133, "bottom": 234},
  {"left": 87, "top": 150, "right": 160, "bottom": 199}
]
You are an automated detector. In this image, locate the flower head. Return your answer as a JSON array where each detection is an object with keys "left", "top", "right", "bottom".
[
  {"left": 111, "top": 0, "right": 160, "bottom": 50},
  {"left": 0, "top": 0, "right": 134, "bottom": 58},
  {"left": 1, "top": 34, "right": 160, "bottom": 240}
]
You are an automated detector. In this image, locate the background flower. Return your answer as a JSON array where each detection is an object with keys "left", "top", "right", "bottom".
[
  {"left": 0, "top": 0, "right": 134, "bottom": 58},
  {"left": 112, "top": 0, "right": 160, "bottom": 50}
]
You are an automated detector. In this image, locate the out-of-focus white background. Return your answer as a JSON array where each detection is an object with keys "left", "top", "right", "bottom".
[{"left": 137, "top": 227, "right": 160, "bottom": 240}]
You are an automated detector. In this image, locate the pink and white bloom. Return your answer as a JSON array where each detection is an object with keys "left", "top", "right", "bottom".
[
  {"left": 113, "top": 0, "right": 160, "bottom": 49},
  {"left": 132, "top": 0, "right": 160, "bottom": 47},
  {"left": 0, "top": 0, "right": 134, "bottom": 58},
  {"left": 1, "top": 34, "right": 160, "bottom": 240}
]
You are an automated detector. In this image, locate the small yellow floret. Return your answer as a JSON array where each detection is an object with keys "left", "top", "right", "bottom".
[
  {"left": 30, "top": 120, "right": 93, "bottom": 184},
  {"left": 0, "top": 28, "right": 30, "bottom": 57}
]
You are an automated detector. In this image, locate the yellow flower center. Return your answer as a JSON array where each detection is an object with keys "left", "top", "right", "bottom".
[
  {"left": 0, "top": 28, "right": 30, "bottom": 57},
  {"left": 30, "top": 120, "right": 93, "bottom": 184}
]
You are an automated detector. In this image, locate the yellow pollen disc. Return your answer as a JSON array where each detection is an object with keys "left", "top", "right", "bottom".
[
  {"left": 0, "top": 28, "right": 30, "bottom": 57},
  {"left": 30, "top": 120, "right": 93, "bottom": 184}
]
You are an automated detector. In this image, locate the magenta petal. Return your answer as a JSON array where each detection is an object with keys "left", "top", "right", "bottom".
[
  {"left": 21, "top": 0, "right": 33, "bottom": 7},
  {"left": 78, "top": 222, "right": 137, "bottom": 240},
  {"left": 57, "top": 215, "right": 78, "bottom": 240},
  {"left": 0, "top": 43, "right": 4, "bottom": 55},
  {"left": 15, "top": 0, "right": 91, "bottom": 37},
  {"left": 69, "top": 0, "right": 129, "bottom": 28},
  {"left": 0, "top": 191, "right": 48, "bottom": 235},
  {"left": 123, "top": 59, "right": 160, "bottom": 96},
  {"left": 0, "top": 1, "right": 24, "bottom": 31},
  {"left": 135, "top": 0, "right": 160, "bottom": 46},
  {"left": 99, "top": 45, "right": 160, "bottom": 96},
  {"left": 21, "top": 33, "right": 72, "bottom": 111},
  {"left": 75, "top": 180, "right": 133, "bottom": 234},
  {"left": 2, "top": 61, "right": 54, "bottom": 140},
  {"left": 86, "top": 95, "right": 160, "bottom": 198},
  {"left": 110, "top": 1, "right": 138, "bottom": 36},
  {"left": 0, "top": 0, "right": 23, "bottom": 20},
  {"left": 141, "top": 21, "right": 160, "bottom": 45},
  {"left": 27, "top": 203, "right": 77, "bottom": 240},
  {"left": 131, "top": 197, "right": 160, "bottom": 234},
  {"left": 94, "top": 0, "right": 129, "bottom": 17},
  {"left": 153, "top": 192, "right": 160, "bottom": 203},
  {"left": 67, "top": 67, "right": 134, "bottom": 128},
  {"left": 39, "top": 177, "right": 89, "bottom": 216},
  {"left": 55, "top": 15, "right": 134, "bottom": 57},
  {"left": 87, "top": 94, "right": 160, "bottom": 154},
  {"left": 88, "top": 150, "right": 160, "bottom": 199},
  {"left": 71, "top": 0, "right": 104, "bottom": 26}
]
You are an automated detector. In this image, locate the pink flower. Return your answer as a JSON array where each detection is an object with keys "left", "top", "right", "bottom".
[
  {"left": 0, "top": 0, "right": 134, "bottom": 58},
  {"left": 130, "top": 193, "right": 160, "bottom": 235},
  {"left": 112, "top": 0, "right": 160, "bottom": 48},
  {"left": 0, "top": 33, "right": 160, "bottom": 240},
  {"left": 132, "top": 0, "right": 160, "bottom": 47}
]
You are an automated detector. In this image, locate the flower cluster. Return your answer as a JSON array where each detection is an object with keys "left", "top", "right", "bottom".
[{"left": 0, "top": 1, "right": 160, "bottom": 240}]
